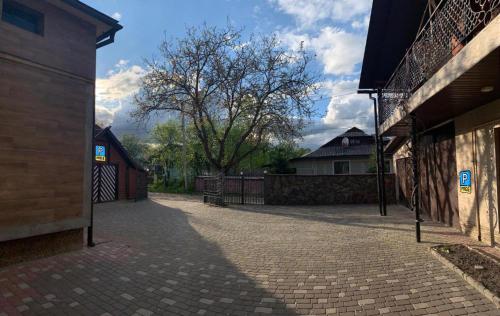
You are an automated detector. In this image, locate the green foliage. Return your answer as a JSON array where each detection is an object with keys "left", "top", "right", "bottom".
[
  {"left": 148, "top": 178, "right": 194, "bottom": 194},
  {"left": 120, "top": 134, "right": 147, "bottom": 165}
]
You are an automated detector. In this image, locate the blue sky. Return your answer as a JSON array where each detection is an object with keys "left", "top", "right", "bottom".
[{"left": 83, "top": 0, "right": 373, "bottom": 149}]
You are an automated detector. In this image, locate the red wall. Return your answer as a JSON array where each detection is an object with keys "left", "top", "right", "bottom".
[{"left": 95, "top": 137, "right": 147, "bottom": 201}]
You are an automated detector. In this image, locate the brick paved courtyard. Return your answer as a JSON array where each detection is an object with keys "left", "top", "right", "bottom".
[{"left": 1, "top": 194, "right": 498, "bottom": 316}]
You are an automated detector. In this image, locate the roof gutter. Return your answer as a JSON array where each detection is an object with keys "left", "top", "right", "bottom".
[
  {"left": 60, "top": 0, "right": 123, "bottom": 49},
  {"left": 96, "top": 25, "right": 123, "bottom": 49}
]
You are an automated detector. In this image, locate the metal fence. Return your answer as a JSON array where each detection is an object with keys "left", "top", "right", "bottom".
[
  {"left": 379, "top": 0, "right": 500, "bottom": 124},
  {"left": 203, "top": 175, "right": 264, "bottom": 206}
]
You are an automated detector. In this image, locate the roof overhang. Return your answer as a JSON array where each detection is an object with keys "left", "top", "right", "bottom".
[
  {"left": 47, "top": 0, "right": 123, "bottom": 48},
  {"left": 359, "top": 0, "right": 427, "bottom": 90}
]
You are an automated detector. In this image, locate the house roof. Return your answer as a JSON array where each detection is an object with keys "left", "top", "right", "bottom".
[
  {"left": 291, "top": 127, "right": 376, "bottom": 161},
  {"left": 358, "top": 0, "right": 427, "bottom": 89},
  {"left": 296, "top": 145, "right": 375, "bottom": 159},
  {"left": 95, "top": 125, "right": 146, "bottom": 172}
]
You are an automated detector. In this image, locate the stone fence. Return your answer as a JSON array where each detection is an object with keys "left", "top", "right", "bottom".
[{"left": 264, "top": 174, "right": 396, "bottom": 205}]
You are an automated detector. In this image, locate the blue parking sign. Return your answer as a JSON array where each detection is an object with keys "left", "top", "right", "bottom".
[
  {"left": 95, "top": 145, "right": 106, "bottom": 162},
  {"left": 459, "top": 170, "right": 471, "bottom": 193}
]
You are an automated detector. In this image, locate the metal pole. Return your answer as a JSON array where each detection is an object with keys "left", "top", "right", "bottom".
[
  {"left": 411, "top": 113, "right": 421, "bottom": 242},
  {"left": 370, "top": 93, "right": 383, "bottom": 216},
  {"left": 240, "top": 172, "right": 244, "bottom": 205},
  {"left": 378, "top": 90, "right": 387, "bottom": 216},
  {"left": 87, "top": 100, "right": 96, "bottom": 247}
]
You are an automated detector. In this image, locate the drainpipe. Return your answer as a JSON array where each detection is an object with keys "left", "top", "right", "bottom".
[
  {"left": 411, "top": 113, "right": 422, "bottom": 242},
  {"left": 369, "top": 92, "right": 384, "bottom": 216},
  {"left": 377, "top": 89, "right": 387, "bottom": 216},
  {"left": 472, "top": 129, "right": 482, "bottom": 241},
  {"left": 87, "top": 94, "right": 96, "bottom": 247}
]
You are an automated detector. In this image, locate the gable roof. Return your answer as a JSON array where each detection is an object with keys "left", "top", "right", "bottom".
[
  {"left": 95, "top": 125, "right": 146, "bottom": 172},
  {"left": 295, "top": 145, "right": 375, "bottom": 159},
  {"left": 291, "top": 127, "right": 376, "bottom": 161}
]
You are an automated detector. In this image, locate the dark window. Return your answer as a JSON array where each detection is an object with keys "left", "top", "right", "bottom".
[
  {"left": 2, "top": 0, "right": 44, "bottom": 35},
  {"left": 334, "top": 161, "right": 350, "bottom": 175}
]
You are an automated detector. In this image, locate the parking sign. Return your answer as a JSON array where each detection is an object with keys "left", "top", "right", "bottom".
[
  {"left": 459, "top": 170, "right": 471, "bottom": 194},
  {"left": 95, "top": 145, "right": 106, "bottom": 162}
]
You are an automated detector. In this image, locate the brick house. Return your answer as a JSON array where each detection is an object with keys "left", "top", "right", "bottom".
[
  {"left": 289, "top": 127, "right": 393, "bottom": 175},
  {"left": 359, "top": 0, "right": 499, "bottom": 245},
  {"left": 0, "top": 0, "right": 121, "bottom": 265}
]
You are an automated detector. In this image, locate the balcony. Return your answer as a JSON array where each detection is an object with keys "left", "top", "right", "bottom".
[{"left": 379, "top": 0, "right": 500, "bottom": 129}]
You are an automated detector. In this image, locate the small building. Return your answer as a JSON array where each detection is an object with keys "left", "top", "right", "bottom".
[
  {"left": 289, "top": 127, "right": 393, "bottom": 175},
  {"left": 0, "top": 0, "right": 121, "bottom": 266},
  {"left": 94, "top": 126, "right": 148, "bottom": 202},
  {"left": 360, "top": 1, "right": 500, "bottom": 245}
]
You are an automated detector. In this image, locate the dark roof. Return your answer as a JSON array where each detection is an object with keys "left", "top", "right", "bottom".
[
  {"left": 291, "top": 127, "right": 376, "bottom": 161},
  {"left": 320, "top": 127, "right": 373, "bottom": 148},
  {"left": 295, "top": 145, "right": 375, "bottom": 159},
  {"left": 95, "top": 126, "right": 146, "bottom": 172},
  {"left": 337, "top": 127, "right": 368, "bottom": 138},
  {"left": 359, "top": 0, "right": 427, "bottom": 89}
]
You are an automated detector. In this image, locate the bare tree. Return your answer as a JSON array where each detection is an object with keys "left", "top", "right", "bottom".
[{"left": 134, "top": 24, "right": 317, "bottom": 176}]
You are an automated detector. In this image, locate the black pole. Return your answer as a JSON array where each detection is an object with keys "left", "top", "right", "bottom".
[
  {"left": 411, "top": 113, "right": 421, "bottom": 243},
  {"left": 87, "top": 99, "right": 96, "bottom": 247},
  {"left": 370, "top": 93, "right": 383, "bottom": 216},
  {"left": 377, "top": 90, "right": 387, "bottom": 216}
]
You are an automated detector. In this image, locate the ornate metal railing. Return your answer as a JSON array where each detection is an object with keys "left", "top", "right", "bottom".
[{"left": 379, "top": 0, "right": 500, "bottom": 125}]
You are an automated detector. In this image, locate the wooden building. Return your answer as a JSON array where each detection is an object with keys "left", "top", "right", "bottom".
[
  {"left": 94, "top": 125, "right": 148, "bottom": 202},
  {"left": 360, "top": 0, "right": 500, "bottom": 245},
  {"left": 0, "top": 0, "right": 122, "bottom": 266}
]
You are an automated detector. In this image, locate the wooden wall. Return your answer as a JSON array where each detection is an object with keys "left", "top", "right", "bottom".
[
  {"left": 0, "top": 0, "right": 95, "bottom": 241},
  {"left": 0, "top": 0, "right": 96, "bottom": 80}
]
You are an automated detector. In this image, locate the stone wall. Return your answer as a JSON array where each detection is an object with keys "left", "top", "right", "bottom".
[{"left": 264, "top": 174, "right": 396, "bottom": 205}]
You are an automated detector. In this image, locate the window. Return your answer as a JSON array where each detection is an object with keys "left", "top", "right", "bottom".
[
  {"left": 2, "top": 0, "right": 44, "bottom": 35},
  {"left": 334, "top": 161, "right": 350, "bottom": 175}
]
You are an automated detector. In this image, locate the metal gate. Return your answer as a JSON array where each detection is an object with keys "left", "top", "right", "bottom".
[
  {"left": 203, "top": 175, "right": 264, "bottom": 205},
  {"left": 93, "top": 164, "right": 118, "bottom": 203}
]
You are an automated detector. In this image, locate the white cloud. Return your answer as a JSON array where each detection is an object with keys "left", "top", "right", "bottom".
[
  {"left": 96, "top": 103, "right": 123, "bottom": 126},
  {"left": 111, "top": 12, "right": 122, "bottom": 21},
  {"left": 351, "top": 14, "right": 370, "bottom": 30},
  {"left": 322, "top": 79, "right": 373, "bottom": 132},
  {"left": 270, "top": 0, "right": 371, "bottom": 27},
  {"left": 96, "top": 63, "right": 146, "bottom": 125},
  {"left": 279, "top": 27, "right": 365, "bottom": 75}
]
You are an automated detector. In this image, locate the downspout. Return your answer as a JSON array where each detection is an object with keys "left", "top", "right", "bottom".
[
  {"left": 377, "top": 89, "right": 387, "bottom": 216},
  {"left": 369, "top": 93, "right": 384, "bottom": 216},
  {"left": 87, "top": 87, "right": 96, "bottom": 247},
  {"left": 472, "top": 129, "right": 482, "bottom": 241},
  {"left": 87, "top": 25, "right": 122, "bottom": 247}
]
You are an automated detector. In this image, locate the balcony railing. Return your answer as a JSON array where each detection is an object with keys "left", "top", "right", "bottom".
[{"left": 379, "top": 0, "right": 500, "bottom": 125}]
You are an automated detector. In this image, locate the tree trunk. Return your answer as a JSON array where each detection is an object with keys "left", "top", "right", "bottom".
[
  {"left": 181, "top": 110, "right": 188, "bottom": 191},
  {"left": 217, "top": 169, "right": 226, "bottom": 206}
]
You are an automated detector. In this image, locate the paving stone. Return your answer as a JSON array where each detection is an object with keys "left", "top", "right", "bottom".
[
  {"left": 0, "top": 196, "right": 497, "bottom": 315},
  {"left": 161, "top": 298, "right": 176, "bottom": 305},
  {"left": 254, "top": 307, "right": 272, "bottom": 314}
]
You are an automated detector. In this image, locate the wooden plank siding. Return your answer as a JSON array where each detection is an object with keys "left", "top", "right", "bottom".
[
  {"left": 0, "top": 0, "right": 96, "bottom": 241},
  {"left": 0, "top": 0, "right": 96, "bottom": 80}
]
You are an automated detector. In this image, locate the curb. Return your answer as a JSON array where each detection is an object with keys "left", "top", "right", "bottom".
[{"left": 430, "top": 248, "right": 500, "bottom": 309}]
